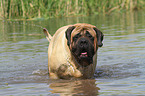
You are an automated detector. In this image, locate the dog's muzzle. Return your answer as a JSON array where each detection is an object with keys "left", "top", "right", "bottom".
[{"left": 78, "top": 38, "right": 89, "bottom": 58}]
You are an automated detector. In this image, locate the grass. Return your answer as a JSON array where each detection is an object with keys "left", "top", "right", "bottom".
[{"left": 0, "top": 0, "right": 145, "bottom": 19}]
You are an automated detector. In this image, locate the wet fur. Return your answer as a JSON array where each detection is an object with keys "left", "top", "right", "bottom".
[{"left": 43, "top": 23, "right": 104, "bottom": 79}]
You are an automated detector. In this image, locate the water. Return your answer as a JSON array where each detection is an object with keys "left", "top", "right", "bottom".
[{"left": 0, "top": 11, "right": 145, "bottom": 95}]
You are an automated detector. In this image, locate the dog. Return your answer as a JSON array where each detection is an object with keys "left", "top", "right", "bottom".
[{"left": 43, "top": 23, "right": 104, "bottom": 79}]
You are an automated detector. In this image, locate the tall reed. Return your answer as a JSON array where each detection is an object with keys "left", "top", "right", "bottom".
[{"left": 0, "top": 0, "right": 144, "bottom": 19}]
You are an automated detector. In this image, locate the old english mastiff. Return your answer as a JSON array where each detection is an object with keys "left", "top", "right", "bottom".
[{"left": 43, "top": 23, "right": 104, "bottom": 79}]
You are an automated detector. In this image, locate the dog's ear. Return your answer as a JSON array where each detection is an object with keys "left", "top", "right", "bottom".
[
  {"left": 93, "top": 28, "right": 104, "bottom": 47},
  {"left": 43, "top": 28, "right": 52, "bottom": 42},
  {"left": 65, "top": 26, "right": 75, "bottom": 46}
]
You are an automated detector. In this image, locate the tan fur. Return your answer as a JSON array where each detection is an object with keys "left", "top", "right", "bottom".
[{"left": 43, "top": 23, "right": 100, "bottom": 79}]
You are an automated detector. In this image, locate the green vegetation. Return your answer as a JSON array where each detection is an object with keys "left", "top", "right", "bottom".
[{"left": 0, "top": 0, "right": 144, "bottom": 19}]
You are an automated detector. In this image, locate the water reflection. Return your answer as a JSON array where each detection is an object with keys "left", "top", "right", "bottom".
[
  {"left": 1, "top": 11, "right": 145, "bottom": 43},
  {"left": 49, "top": 79, "right": 99, "bottom": 96}
]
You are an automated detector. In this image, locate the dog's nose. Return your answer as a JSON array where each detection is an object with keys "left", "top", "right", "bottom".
[{"left": 79, "top": 38, "right": 88, "bottom": 48}]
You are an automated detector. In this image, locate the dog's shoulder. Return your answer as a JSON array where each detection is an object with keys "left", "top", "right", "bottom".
[{"left": 54, "top": 25, "right": 73, "bottom": 36}]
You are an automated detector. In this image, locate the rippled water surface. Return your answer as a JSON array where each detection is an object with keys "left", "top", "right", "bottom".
[{"left": 0, "top": 12, "right": 145, "bottom": 96}]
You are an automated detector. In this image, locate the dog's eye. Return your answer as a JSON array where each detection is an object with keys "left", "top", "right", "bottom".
[
  {"left": 87, "top": 34, "right": 92, "bottom": 38},
  {"left": 86, "top": 31, "right": 94, "bottom": 40},
  {"left": 73, "top": 33, "right": 81, "bottom": 42}
]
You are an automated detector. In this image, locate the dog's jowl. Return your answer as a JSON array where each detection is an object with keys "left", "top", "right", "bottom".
[{"left": 43, "top": 23, "right": 104, "bottom": 79}]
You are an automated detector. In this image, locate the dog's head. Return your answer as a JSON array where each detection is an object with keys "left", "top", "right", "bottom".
[{"left": 65, "top": 23, "right": 104, "bottom": 67}]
